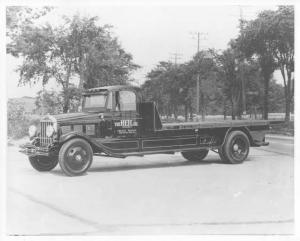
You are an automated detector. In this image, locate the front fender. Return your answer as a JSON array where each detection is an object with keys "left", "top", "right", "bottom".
[
  {"left": 59, "top": 131, "right": 92, "bottom": 144},
  {"left": 59, "top": 132, "right": 125, "bottom": 158},
  {"left": 221, "top": 127, "right": 254, "bottom": 147}
]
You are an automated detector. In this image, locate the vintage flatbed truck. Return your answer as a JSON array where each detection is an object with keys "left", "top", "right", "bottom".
[{"left": 20, "top": 85, "right": 270, "bottom": 176}]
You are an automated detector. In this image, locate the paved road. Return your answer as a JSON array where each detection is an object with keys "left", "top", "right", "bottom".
[{"left": 6, "top": 135, "right": 294, "bottom": 235}]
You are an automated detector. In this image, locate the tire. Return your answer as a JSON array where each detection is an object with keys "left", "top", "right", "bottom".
[
  {"left": 218, "top": 147, "right": 229, "bottom": 163},
  {"left": 59, "top": 138, "right": 93, "bottom": 176},
  {"left": 219, "top": 130, "right": 250, "bottom": 164},
  {"left": 29, "top": 156, "right": 58, "bottom": 172},
  {"left": 181, "top": 149, "right": 209, "bottom": 162}
]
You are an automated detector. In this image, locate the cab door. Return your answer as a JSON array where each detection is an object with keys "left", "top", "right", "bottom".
[
  {"left": 103, "top": 89, "right": 140, "bottom": 153},
  {"left": 112, "top": 90, "right": 140, "bottom": 138}
]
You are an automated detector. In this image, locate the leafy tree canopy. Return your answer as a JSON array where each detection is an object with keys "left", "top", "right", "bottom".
[{"left": 7, "top": 12, "right": 140, "bottom": 113}]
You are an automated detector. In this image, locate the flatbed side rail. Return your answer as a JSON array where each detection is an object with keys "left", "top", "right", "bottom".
[{"left": 162, "top": 120, "right": 269, "bottom": 130}]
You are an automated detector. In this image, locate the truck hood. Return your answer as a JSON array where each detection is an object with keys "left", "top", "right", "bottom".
[{"left": 52, "top": 112, "right": 100, "bottom": 123}]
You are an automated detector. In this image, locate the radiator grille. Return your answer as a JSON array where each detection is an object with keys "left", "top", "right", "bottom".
[{"left": 40, "top": 121, "right": 53, "bottom": 147}]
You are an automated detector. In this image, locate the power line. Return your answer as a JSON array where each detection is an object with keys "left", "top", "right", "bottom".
[
  {"left": 238, "top": 6, "right": 246, "bottom": 115},
  {"left": 190, "top": 32, "right": 208, "bottom": 52},
  {"left": 169, "top": 52, "right": 183, "bottom": 66}
]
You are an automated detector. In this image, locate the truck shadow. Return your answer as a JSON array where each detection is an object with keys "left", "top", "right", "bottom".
[
  {"left": 87, "top": 158, "right": 225, "bottom": 173},
  {"left": 50, "top": 157, "right": 254, "bottom": 176},
  {"left": 50, "top": 159, "right": 224, "bottom": 176}
]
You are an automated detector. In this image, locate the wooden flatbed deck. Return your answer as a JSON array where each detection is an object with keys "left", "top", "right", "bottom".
[{"left": 162, "top": 120, "right": 269, "bottom": 130}]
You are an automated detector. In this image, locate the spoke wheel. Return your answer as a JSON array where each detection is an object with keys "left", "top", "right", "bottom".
[
  {"left": 29, "top": 156, "right": 58, "bottom": 172},
  {"left": 181, "top": 149, "right": 209, "bottom": 162},
  {"left": 59, "top": 138, "right": 93, "bottom": 176},
  {"left": 219, "top": 130, "right": 250, "bottom": 164}
]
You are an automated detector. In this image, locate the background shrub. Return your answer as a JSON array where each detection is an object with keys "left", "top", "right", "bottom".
[{"left": 7, "top": 100, "right": 40, "bottom": 139}]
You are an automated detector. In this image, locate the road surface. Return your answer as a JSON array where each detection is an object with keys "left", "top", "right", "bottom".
[{"left": 6, "top": 135, "right": 294, "bottom": 235}]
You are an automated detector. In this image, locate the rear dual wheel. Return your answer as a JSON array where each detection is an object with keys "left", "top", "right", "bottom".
[
  {"left": 181, "top": 149, "right": 209, "bottom": 162},
  {"left": 219, "top": 130, "right": 250, "bottom": 164}
]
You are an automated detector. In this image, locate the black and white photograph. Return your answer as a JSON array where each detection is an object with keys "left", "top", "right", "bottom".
[{"left": 1, "top": 0, "right": 298, "bottom": 238}]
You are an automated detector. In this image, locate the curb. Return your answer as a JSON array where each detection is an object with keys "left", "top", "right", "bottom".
[{"left": 266, "top": 134, "right": 294, "bottom": 140}]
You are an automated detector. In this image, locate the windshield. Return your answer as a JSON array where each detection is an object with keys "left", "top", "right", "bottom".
[{"left": 83, "top": 94, "right": 107, "bottom": 109}]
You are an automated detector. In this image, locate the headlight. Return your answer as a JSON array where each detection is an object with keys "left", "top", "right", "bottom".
[
  {"left": 46, "top": 125, "right": 55, "bottom": 137},
  {"left": 28, "top": 125, "right": 37, "bottom": 138}
]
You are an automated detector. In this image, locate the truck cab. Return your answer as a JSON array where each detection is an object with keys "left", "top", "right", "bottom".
[{"left": 82, "top": 85, "right": 162, "bottom": 138}]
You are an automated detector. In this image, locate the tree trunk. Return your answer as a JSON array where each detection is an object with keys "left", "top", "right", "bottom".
[
  {"left": 78, "top": 55, "right": 85, "bottom": 89},
  {"left": 63, "top": 98, "right": 70, "bottom": 113},
  {"left": 285, "top": 96, "right": 291, "bottom": 122},
  {"left": 280, "top": 66, "right": 293, "bottom": 123},
  {"left": 237, "top": 91, "right": 243, "bottom": 120},
  {"left": 230, "top": 96, "right": 235, "bottom": 120},
  {"left": 200, "top": 92, "right": 205, "bottom": 121},
  {"left": 284, "top": 69, "right": 293, "bottom": 122},
  {"left": 223, "top": 99, "right": 227, "bottom": 120},
  {"left": 237, "top": 112, "right": 241, "bottom": 120},
  {"left": 283, "top": 76, "right": 290, "bottom": 123},
  {"left": 189, "top": 105, "right": 193, "bottom": 121},
  {"left": 263, "top": 75, "right": 269, "bottom": 120},
  {"left": 173, "top": 105, "right": 177, "bottom": 120},
  {"left": 184, "top": 104, "right": 188, "bottom": 121},
  {"left": 260, "top": 56, "right": 274, "bottom": 120},
  {"left": 62, "top": 63, "right": 72, "bottom": 113}
]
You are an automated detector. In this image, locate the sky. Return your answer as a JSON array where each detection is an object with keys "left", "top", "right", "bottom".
[{"left": 6, "top": 5, "right": 280, "bottom": 98}]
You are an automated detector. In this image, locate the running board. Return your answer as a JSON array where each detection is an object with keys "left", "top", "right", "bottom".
[
  {"left": 121, "top": 147, "right": 218, "bottom": 157},
  {"left": 94, "top": 146, "right": 220, "bottom": 158}
]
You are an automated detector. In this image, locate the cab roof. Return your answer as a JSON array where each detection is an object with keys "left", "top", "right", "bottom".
[{"left": 83, "top": 85, "right": 141, "bottom": 94}]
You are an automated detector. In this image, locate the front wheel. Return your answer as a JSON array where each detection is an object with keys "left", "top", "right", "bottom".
[
  {"left": 219, "top": 130, "right": 250, "bottom": 164},
  {"left": 59, "top": 138, "right": 93, "bottom": 176},
  {"left": 181, "top": 149, "right": 209, "bottom": 162},
  {"left": 29, "top": 156, "right": 58, "bottom": 172}
]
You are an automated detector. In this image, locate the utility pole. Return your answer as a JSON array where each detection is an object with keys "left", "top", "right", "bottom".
[
  {"left": 239, "top": 6, "right": 246, "bottom": 116},
  {"left": 190, "top": 32, "right": 207, "bottom": 121},
  {"left": 169, "top": 52, "right": 182, "bottom": 67},
  {"left": 229, "top": 6, "right": 248, "bottom": 117}
]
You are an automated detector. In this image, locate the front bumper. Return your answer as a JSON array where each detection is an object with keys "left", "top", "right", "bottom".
[{"left": 19, "top": 143, "right": 51, "bottom": 157}]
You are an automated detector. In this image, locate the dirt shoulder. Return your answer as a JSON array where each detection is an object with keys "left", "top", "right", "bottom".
[{"left": 269, "top": 121, "right": 294, "bottom": 136}]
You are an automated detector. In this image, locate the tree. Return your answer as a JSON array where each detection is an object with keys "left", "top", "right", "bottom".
[
  {"left": 142, "top": 50, "right": 219, "bottom": 121},
  {"left": 62, "top": 15, "right": 140, "bottom": 89},
  {"left": 143, "top": 61, "right": 175, "bottom": 117},
  {"left": 7, "top": 99, "right": 27, "bottom": 138},
  {"left": 236, "top": 13, "right": 275, "bottom": 120},
  {"left": 7, "top": 99, "right": 39, "bottom": 139},
  {"left": 215, "top": 48, "right": 241, "bottom": 119},
  {"left": 6, "top": 6, "right": 53, "bottom": 37},
  {"left": 35, "top": 90, "right": 62, "bottom": 114},
  {"left": 143, "top": 61, "right": 182, "bottom": 118},
  {"left": 7, "top": 12, "right": 139, "bottom": 113},
  {"left": 188, "top": 50, "right": 219, "bottom": 120},
  {"left": 266, "top": 6, "right": 294, "bottom": 121},
  {"left": 35, "top": 86, "right": 81, "bottom": 114},
  {"left": 268, "top": 80, "right": 285, "bottom": 113},
  {"left": 215, "top": 43, "right": 269, "bottom": 120},
  {"left": 236, "top": 6, "right": 294, "bottom": 121},
  {"left": 60, "top": 85, "right": 82, "bottom": 113}
]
